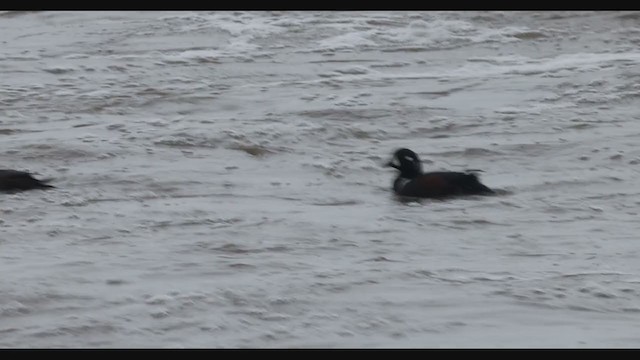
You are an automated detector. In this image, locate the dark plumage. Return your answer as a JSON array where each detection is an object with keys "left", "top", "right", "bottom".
[
  {"left": 386, "top": 148, "right": 494, "bottom": 199},
  {"left": 0, "top": 169, "right": 55, "bottom": 192}
]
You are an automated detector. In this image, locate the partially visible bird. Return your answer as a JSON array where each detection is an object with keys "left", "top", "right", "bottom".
[{"left": 0, "top": 169, "right": 55, "bottom": 192}]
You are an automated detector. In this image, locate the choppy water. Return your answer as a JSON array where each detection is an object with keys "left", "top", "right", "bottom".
[{"left": 2, "top": 11, "right": 640, "bottom": 348}]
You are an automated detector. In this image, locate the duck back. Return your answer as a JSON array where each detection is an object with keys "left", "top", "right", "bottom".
[{"left": 395, "top": 171, "right": 493, "bottom": 198}]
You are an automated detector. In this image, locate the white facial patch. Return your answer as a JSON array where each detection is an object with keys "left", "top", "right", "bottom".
[{"left": 403, "top": 155, "right": 414, "bottom": 162}]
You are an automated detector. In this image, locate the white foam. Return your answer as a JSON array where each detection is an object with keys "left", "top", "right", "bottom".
[{"left": 317, "top": 32, "right": 377, "bottom": 51}]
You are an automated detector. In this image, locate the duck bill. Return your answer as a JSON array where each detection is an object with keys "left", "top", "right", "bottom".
[{"left": 386, "top": 160, "right": 400, "bottom": 169}]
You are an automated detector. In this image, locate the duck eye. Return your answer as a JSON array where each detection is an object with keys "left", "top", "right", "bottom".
[{"left": 403, "top": 155, "right": 414, "bottom": 162}]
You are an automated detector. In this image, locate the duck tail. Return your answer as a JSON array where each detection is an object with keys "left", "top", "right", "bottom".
[
  {"left": 465, "top": 173, "right": 495, "bottom": 195},
  {"left": 36, "top": 178, "right": 55, "bottom": 189}
]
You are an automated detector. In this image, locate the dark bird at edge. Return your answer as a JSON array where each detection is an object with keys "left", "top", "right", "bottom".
[{"left": 0, "top": 169, "right": 55, "bottom": 192}]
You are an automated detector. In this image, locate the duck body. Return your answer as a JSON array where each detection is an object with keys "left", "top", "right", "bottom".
[
  {"left": 0, "top": 169, "right": 55, "bottom": 192},
  {"left": 387, "top": 148, "right": 493, "bottom": 199}
]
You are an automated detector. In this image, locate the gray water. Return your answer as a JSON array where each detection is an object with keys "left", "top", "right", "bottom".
[{"left": 2, "top": 11, "right": 640, "bottom": 348}]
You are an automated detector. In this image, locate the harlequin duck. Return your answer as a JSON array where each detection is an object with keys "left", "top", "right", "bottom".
[
  {"left": 386, "top": 148, "right": 494, "bottom": 198},
  {"left": 0, "top": 169, "right": 55, "bottom": 192}
]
